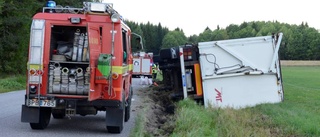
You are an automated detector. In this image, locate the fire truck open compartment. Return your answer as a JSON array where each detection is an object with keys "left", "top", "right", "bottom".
[
  {"left": 47, "top": 25, "right": 90, "bottom": 95},
  {"left": 50, "top": 25, "right": 87, "bottom": 59}
]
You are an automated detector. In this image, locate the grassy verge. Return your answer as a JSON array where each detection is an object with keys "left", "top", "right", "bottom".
[
  {"left": 0, "top": 75, "right": 26, "bottom": 93},
  {"left": 172, "top": 99, "right": 284, "bottom": 137},
  {"left": 171, "top": 66, "right": 320, "bottom": 136},
  {"left": 130, "top": 107, "right": 149, "bottom": 137}
]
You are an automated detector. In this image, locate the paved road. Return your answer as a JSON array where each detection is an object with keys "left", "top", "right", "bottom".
[{"left": 0, "top": 78, "right": 146, "bottom": 137}]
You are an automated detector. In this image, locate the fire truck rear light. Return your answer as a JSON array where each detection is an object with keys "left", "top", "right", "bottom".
[
  {"left": 29, "top": 85, "right": 37, "bottom": 94},
  {"left": 112, "top": 73, "right": 119, "bottom": 79},
  {"left": 36, "top": 70, "right": 43, "bottom": 75},
  {"left": 70, "top": 17, "right": 81, "bottom": 24},
  {"left": 29, "top": 69, "right": 37, "bottom": 76}
]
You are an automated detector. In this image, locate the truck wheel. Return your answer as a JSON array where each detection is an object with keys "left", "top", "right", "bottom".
[
  {"left": 107, "top": 126, "right": 122, "bottom": 133},
  {"left": 52, "top": 109, "right": 65, "bottom": 119},
  {"left": 124, "top": 86, "right": 133, "bottom": 122},
  {"left": 30, "top": 108, "right": 51, "bottom": 129}
]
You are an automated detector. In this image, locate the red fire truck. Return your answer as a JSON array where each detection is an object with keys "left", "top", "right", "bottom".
[
  {"left": 21, "top": 1, "right": 133, "bottom": 133},
  {"left": 132, "top": 52, "right": 153, "bottom": 78}
]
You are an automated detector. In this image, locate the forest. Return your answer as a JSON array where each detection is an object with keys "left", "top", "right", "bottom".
[{"left": 0, "top": 0, "right": 320, "bottom": 75}]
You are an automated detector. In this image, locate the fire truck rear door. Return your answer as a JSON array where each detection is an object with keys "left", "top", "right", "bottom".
[{"left": 87, "top": 23, "right": 103, "bottom": 101}]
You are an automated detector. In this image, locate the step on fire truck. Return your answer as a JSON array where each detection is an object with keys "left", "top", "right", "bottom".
[
  {"left": 21, "top": 1, "right": 134, "bottom": 133},
  {"left": 157, "top": 33, "right": 284, "bottom": 108}
]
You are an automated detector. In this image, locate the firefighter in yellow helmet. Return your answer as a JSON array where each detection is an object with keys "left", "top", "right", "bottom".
[{"left": 152, "top": 63, "right": 158, "bottom": 79}]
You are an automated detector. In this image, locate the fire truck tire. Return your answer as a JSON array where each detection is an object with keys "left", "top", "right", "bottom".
[
  {"left": 30, "top": 108, "right": 51, "bottom": 129},
  {"left": 124, "top": 86, "right": 133, "bottom": 122},
  {"left": 52, "top": 109, "right": 65, "bottom": 119}
]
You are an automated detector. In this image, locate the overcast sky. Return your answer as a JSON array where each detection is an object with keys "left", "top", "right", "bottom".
[{"left": 103, "top": 0, "right": 318, "bottom": 36}]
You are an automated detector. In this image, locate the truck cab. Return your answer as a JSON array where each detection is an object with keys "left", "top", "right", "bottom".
[{"left": 21, "top": 1, "right": 133, "bottom": 133}]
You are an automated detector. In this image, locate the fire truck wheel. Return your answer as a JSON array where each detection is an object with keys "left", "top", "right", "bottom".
[
  {"left": 52, "top": 109, "right": 65, "bottom": 119},
  {"left": 30, "top": 108, "right": 51, "bottom": 129},
  {"left": 124, "top": 86, "right": 133, "bottom": 122}
]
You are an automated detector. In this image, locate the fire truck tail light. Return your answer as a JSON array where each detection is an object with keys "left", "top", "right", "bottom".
[
  {"left": 29, "top": 85, "right": 37, "bottom": 94},
  {"left": 37, "top": 70, "right": 44, "bottom": 75},
  {"left": 29, "top": 69, "right": 44, "bottom": 76},
  {"left": 28, "top": 19, "right": 45, "bottom": 84},
  {"left": 29, "top": 69, "right": 37, "bottom": 76}
]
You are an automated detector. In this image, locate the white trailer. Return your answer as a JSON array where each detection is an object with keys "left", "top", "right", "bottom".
[{"left": 197, "top": 33, "right": 284, "bottom": 108}]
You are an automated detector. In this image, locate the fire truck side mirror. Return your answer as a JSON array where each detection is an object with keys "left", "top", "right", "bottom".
[
  {"left": 132, "top": 32, "right": 144, "bottom": 51},
  {"left": 136, "top": 37, "right": 141, "bottom": 43},
  {"left": 136, "top": 37, "right": 141, "bottom": 50}
]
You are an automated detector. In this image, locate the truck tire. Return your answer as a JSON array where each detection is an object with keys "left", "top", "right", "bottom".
[
  {"left": 52, "top": 109, "right": 65, "bottom": 119},
  {"left": 124, "top": 86, "right": 133, "bottom": 122},
  {"left": 30, "top": 108, "right": 51, "bottom": 129}
]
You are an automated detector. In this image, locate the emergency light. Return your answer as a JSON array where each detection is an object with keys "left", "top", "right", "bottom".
[
  {"left": 111, "top": 13, "right": 120, "bottom": 22},
  {"left": 90, "top": 3, "right": 106, "bottom": 12},
  {"left": 46, "top": 0, "right": 56, "bottom": 7}
]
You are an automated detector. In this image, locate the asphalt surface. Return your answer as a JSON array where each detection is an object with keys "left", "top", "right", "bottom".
[{"left": 0, "top": 78, "right": 145, "bottom": 137}]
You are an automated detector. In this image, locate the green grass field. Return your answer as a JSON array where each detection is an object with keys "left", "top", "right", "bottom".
[
  {"left": 171, "top": 66, "right": 320, "bottom": 137},
  {"left": 0, "top": 75, "right": 26, "bottom": 93}
]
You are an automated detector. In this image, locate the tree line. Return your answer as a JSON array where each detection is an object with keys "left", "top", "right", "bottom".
[
  {"left": 128, "top": 20, "right": 320, "bottom": 61},
  {"left": 0, "top": 1, "right": 319, "bottom": 75}
]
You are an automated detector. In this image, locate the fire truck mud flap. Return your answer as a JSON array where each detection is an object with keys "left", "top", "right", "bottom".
[
  {"left": 105, "top": 106, "right": 124, "bottom": 133},
  {"left": 105, "top": 94, "right": 125, "bottom": 133},
  {"left": 21, "top": 105, "right": 40, "bottom": 123}
]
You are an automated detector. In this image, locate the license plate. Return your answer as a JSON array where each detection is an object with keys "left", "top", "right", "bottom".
[{"left": 27, "top": 99, "right": 56, "bottom": 107}]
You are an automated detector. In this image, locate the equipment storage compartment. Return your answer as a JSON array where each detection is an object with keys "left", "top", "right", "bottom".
[{"left": 48, "top": 26, "right": 90, "bottom": 95}]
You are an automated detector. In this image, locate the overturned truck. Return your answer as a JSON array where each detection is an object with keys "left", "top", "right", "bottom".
[{"left": 156, "top": 33, "right": 284, "bottom": 108}]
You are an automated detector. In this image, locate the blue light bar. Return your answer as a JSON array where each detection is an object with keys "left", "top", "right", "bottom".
[{"left": 46, "top": 0, "right": 56, "bottom": 7}]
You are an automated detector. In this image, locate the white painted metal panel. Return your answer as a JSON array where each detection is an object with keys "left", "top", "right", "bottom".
[
  {"left": 133, "top": 58, "right": 140, "bottom": 73},
  {"left": 141, "top": 59, "right": 151, "bottom": 73},
  {"left": 202, "top": 75, "right": 281, "bottom": 108},
  {"left": 198, "top": 33, "right": 283, "bottom": 108}
]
